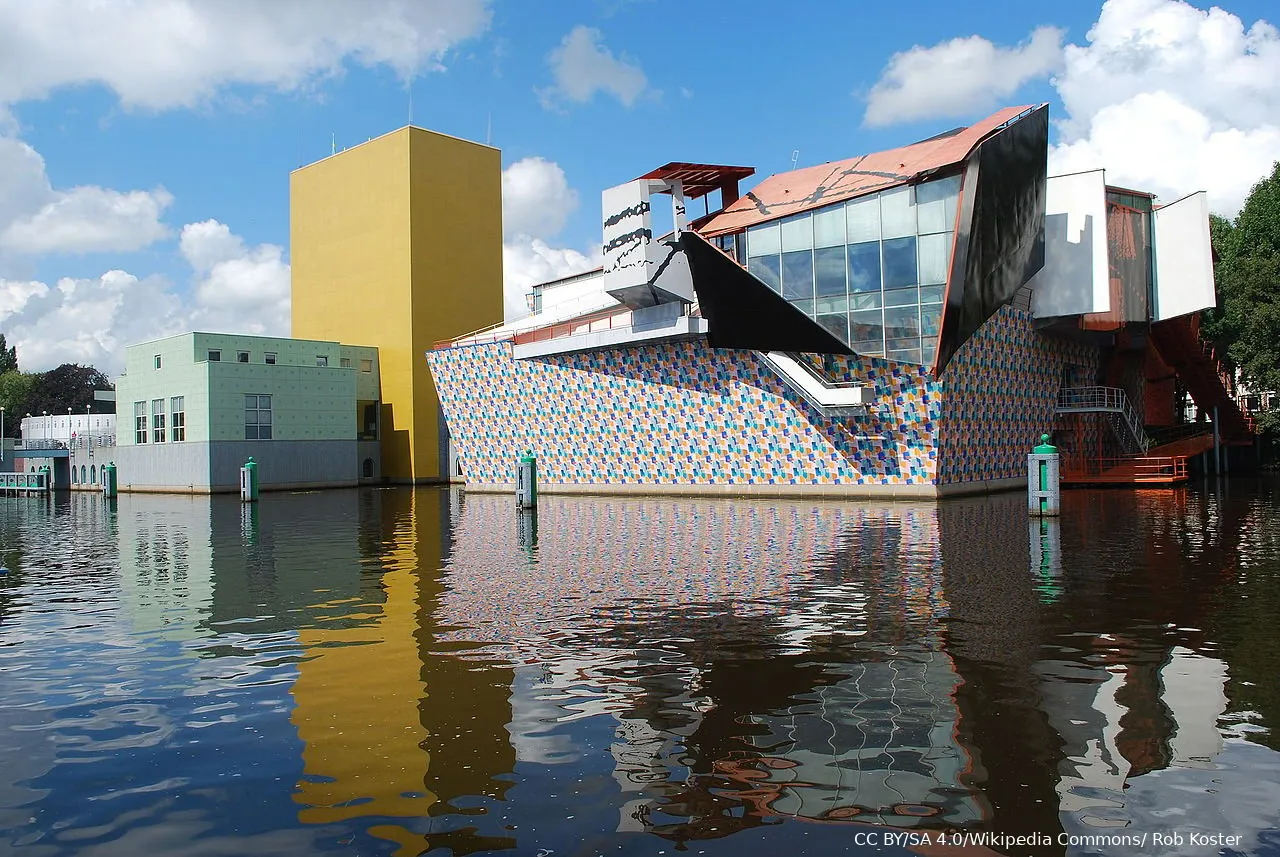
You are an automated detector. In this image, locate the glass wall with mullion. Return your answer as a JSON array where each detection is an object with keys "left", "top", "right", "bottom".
[{"left": 742, "top": 172, "right": 960, "bottom": 364}]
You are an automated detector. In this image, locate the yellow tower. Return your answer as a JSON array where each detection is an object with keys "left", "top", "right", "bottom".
[{"left": 290, "top": 127, "right": 502, "bottom": 482}]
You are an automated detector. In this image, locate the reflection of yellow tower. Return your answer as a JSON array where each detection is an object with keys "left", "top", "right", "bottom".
[
  {"left": 290, "top": 127, "right": 503, "bottom": 483},
  {"left": 289, "top": 489, "right": 516, "bottom": 855},
  {"left": 290, "top": 490, "right": 434, "bottom": 855}
]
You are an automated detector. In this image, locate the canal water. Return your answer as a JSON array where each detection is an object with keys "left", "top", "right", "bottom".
[{"left": 1, "top": 484, "right": 1278, "bottom": 857}]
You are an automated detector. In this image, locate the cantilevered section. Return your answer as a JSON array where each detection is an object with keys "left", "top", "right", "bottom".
[
  {"left": 690, "top": 105, "right": 1048, "bottom": 374},
  {"left": 681, "top": 231, "right": 853, "bottom": 355}
]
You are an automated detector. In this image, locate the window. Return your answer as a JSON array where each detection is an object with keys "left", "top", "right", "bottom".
[
  {"left": 359, "top": 359, "right": 373, "bottom": 374},
  {"left": 743, "top": 171, "right": 959, "bottom": 365},
  {"left": 151, "top": 398, "right": 166, "bottom": 443},
  {"left": 237, "top": 351, "right": 249, "bottom": 363},
  {"left": 154, "top": 354, "right": 162, "bottom": 370},
  {"left": 340, "top": 357, "right": 352, "bottom": 369},
  {"left": 90, "top": 465, "right": 97, "bottom": 485},
  {"left": 208, "top": 350, "right": 221, "bottom": 362},
  {"left": 134, "top": 401, "right": 148, "bottom": 444},
  {"left": 264, "top": 352, "right": 277, "bottom": 365},
  {"left": 171, "top": 396, "right": 186, "bottom": 442},
  {"left": 245, "top": 394, "right": 272, "bottom": 440},
  {"left": 316, "top": 355, "right": 329, "bottom": 367}
]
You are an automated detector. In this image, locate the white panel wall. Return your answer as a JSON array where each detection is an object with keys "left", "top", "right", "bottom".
[
  {"left": 1031, "top": 170, "right": 1111, "bottom": 319},
  {"left": 601, "top": 180, "right": 694, "bottom": 307},
  {"left": 1153, "top": 191, "right": 1216, "bottom": 321}
]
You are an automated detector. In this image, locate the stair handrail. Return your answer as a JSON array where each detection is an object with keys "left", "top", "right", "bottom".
[
  {"left": 1056, "top": 386, "right": 1149, "bottom": 452},
  {"left": 757, "top": 352, "right": 869, "bottom": 417}
]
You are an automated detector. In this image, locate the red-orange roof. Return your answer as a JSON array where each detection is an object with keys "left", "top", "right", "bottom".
[
  {"left": 698, "top": 105, "right": 1038, "bottom": 237},
  {"left": 636, "top": 162, "right": 756, "bottom": 199}
]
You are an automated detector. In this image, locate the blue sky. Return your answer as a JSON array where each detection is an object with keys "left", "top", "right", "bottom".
[{"left": 2, "top": 0, "right": 1278, "bottom": 373}]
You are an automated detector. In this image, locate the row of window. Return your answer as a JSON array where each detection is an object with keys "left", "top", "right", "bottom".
[
  {"left": 134, "top": 398, "right": 186, "bottom": 444},
  {"left": 133, "top": 395, "right": 277, "bottom": 442},
  {"left": 209, "top": 349, "right": 279, "bottom": 365},
  {"left": 739, "top": 174, "right": 961, "bottom": 365},
  {"left": 152, "top": 352, "right": 373, "bottom": 372},
  {"left": 71, "top": 464, "right": 101, "bottom": 485}
]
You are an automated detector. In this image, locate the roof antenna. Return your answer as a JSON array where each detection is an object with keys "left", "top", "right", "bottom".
[
  {"left": 486, "top": 111, "right": 492, "bottom": 146},
  {"left": 790, "top": 149, "right": 800, "bottom": 171}
]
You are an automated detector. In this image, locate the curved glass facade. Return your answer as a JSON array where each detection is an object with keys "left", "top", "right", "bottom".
[{"left": 745, "top": 175, "right": 960, "bottom": 364}]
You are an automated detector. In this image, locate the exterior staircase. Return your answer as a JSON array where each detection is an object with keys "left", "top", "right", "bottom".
[
  {"left": 1055, "top": 386, "right": 1149, "bottom": 455},
  {"left": 1149, "top": 315, "right": 1256, "bottom": 444},
  {"left": 1055, "top": 386, "right": 1193, "bottom": 486}
]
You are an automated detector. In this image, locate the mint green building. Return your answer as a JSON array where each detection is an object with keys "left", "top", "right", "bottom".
[{"left": 113, "top": 333, "right": 381, "bottom": 493}]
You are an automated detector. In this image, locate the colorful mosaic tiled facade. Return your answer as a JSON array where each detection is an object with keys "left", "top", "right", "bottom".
[
  {"left": 936, "top": 306, "right": 1100, "bottom": 484},
  {"left": 426, "top": 307, "right": 1102, "bottom": 492}
]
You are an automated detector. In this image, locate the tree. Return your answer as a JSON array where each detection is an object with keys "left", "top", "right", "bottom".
[
  {"left": 0, "top": 371, "right": 37, "bottom": 437},
  {"left": 0, "top": 335, "right": 15, "bottom": 375},
  {"left": 1204, "top": 162, "right": 1280, "bottom": 436},
  {"left": 24, "top": 364, "right": 115, "bottom": 418}
]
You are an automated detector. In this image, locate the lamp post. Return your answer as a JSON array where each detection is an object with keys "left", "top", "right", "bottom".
[{"left": 1, "top": 406, "right": 5, "bottom": 464}]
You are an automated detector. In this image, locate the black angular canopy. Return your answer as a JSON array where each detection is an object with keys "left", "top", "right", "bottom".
[{"left": 681, "top": 231, "right": 854, "bottom": 355}]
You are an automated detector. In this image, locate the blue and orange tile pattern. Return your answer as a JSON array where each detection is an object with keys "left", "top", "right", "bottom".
[{"left": 426, "top": 307, "right": 1100, "bottom": 489}]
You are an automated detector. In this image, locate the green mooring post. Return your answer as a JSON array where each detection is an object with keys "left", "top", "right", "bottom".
[
  {"left": 516, "top": 451, "right": 538, "bottom": 509},
  {"left": 240, "top": 456, "right": 259, "bottom": 503},
  {"left": 38, "top": 465, "right": 51, "bottom": 493},
  {"left": 1028, "top": 433, "right": 1061, "bottom": 517},
  {"left": 102, "top": 462, "right": 118, "bottom": 498}
]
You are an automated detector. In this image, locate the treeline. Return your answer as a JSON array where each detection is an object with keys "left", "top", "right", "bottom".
[
  {"left": 1205, "top": 162, "right": 1280, "bottom": 436},
  {"left": 0, "top": 335, "right": 114, "bottom": 437}
]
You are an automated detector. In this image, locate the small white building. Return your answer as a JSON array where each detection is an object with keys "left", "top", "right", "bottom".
[{"left": 19, "top": 412, "right": 117, "bottom": 445}]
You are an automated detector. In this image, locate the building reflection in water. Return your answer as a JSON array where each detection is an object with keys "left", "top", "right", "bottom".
[
  {"left": 108, "top": 489, "right": 517, "bottom": 855},
  {"left": 439, "top": 495, "right": 982, "bottom": 841},
  {"left": 437, "top": 489, "right": 1278, "bottom": 853},
  {"left": 91, "top": 480, "right": 1280, "bottom": 855}
]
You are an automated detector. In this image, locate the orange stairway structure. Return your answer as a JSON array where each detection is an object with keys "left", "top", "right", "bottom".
[
  {"left": 1060, "top": 312, "right": 1256, "bottom": 488},
  {"left": 1061, "top": 454, "right": 1190, "bottom": 486},
  {"left": 1149, "top": 315, "right": 1257, "bottom": 444}
]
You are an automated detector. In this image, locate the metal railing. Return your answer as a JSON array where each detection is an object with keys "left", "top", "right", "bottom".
[
  {"left": 1, "top": 472, "right": 49, "bottom": 492},
  {"left": 14, "top": 439, "right": 67, "bottom": 450},
  {"left": 1062, "top": 455, "right": 1188, "bottom": 482},
  {"left": 757, "top": 352, "right": 869, "bottom": 417},
  {"left": 1056, "top": 386, "right": 1149, "bottom": 452},
  {"left": 512, "top": 307, "right": 636, "bottom": 345}
]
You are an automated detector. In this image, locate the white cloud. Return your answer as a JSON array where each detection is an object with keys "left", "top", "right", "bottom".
[
  {"left": 502, "top": 239, "right": 600, "bottom": 321},
  {"left": 500, "top": 157, "right": 597, "bottom": 322},
  {"left": 1050, "top": 0, "right": 1280, "bottom": 217},
  {"left": 540, "top": 25, "right": 650, "bottom": 108},
  {"left": 0, "top": 134, "right": 172, "bottom": 265},
  {"left": 0, "top": 0, "right": 492, "bottom": 110},
  {"left": 1, "top": 186, "right": 173, "bottom": 256},
  {"left": 180, "top": 220, "right": 291, "bottom": 334},
  {"left": 0, "top": 221, "right": 290, "bottom": 374},
  {"left": 0, "top": 271, "right": 188, "bottom": 373},
  {"left": 502, "top": 157, "right": 578, "bottom": 240},
  {"left": 864, "top": 26, "right": 1063, "bottom": 127},
  {"left": 1051, "top": 91, "right": 1280, "bottom": 214}
]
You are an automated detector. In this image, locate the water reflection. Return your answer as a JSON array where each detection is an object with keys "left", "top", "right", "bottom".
[{"left": 0, "top": 481, "right": 1277, "bottom": 856}]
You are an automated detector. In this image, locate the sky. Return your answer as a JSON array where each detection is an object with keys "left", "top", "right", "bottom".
[{"left": 1, "top": 0, "right": 1279, "bottom": 375}]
